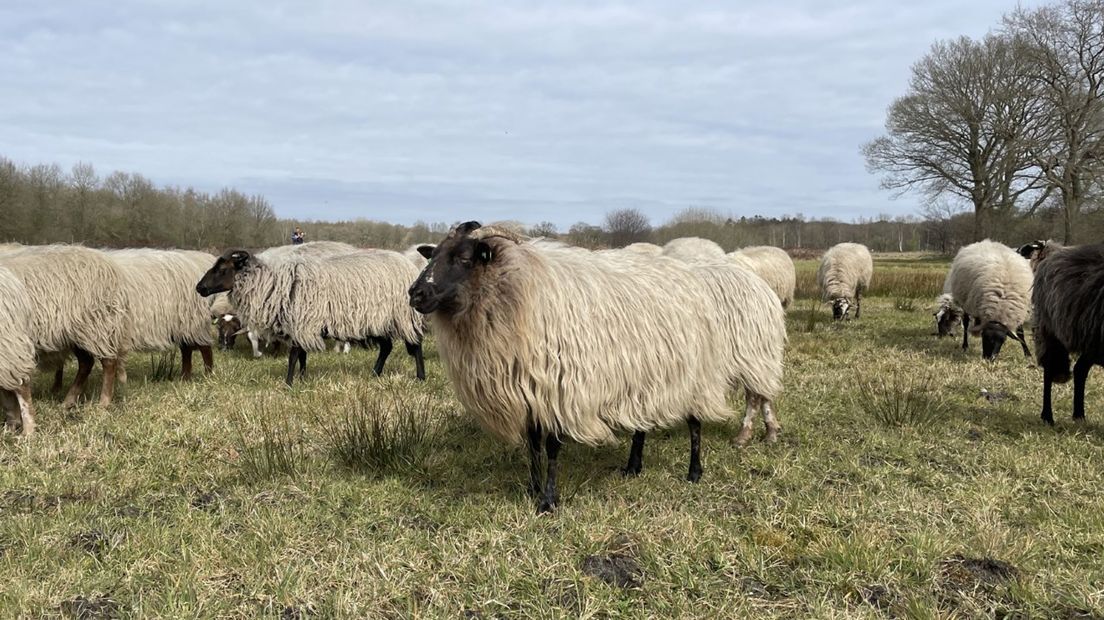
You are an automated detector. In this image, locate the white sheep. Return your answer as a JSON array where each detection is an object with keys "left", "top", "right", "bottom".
[
  {"left": 943, "top": 239, "right": 1033, "bottom": 360},
  {"left": 403, "top": 243, "right": 430, "bottom": 271},
  {"left": 622, "top": 242, "right": 663, "bottom": 256},
  {"left": 817, "top": 242, "right": 873, "bottom": 319},
  {"left": 0, "top": 266, "right": 37, "bottom": 434},
  {"left": 196, "top": 247, "right": 426, "bottom": 385},
  {"left": 408, "top": 222, "right": 786, "bottom": 513},
  {"left": 728, "top": 246, "right": 796, "bottom": 308},
  {"left": 661, "top": 237, "right": 727, "bottom": 264},
  {"left": 1031, "top": 243, "right": 1104, "bottom": 424},
  {"left": 0, "top": 245, "right": 129, "bottom": 408},
  {"left": 108, "top": 249, "right": 218, "bottom": 381}
]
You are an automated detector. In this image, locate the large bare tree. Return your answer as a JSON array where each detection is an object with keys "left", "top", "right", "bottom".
[
  {"left": 1006, "top": 0, "right": 1104, "bottom": 243},
  {"left": 863, "top": 35, "right": 1048, "bottom": 240}
]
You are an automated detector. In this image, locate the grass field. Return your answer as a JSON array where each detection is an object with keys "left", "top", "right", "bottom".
[{"left": 4, "top": 255, "right": 1104, "bottom": 618}]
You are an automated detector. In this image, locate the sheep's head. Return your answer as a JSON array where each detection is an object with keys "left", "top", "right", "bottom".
[
  {"left": 408, "top": 221, "right": 521, "bottom": 316},
  {"left": 196, "top": 249, "right": 251, "bottom": 297},
  {"left": 933, "top": 294, "right": 960, "bottom": 337},
  {"left": 831, "top": 298, "right": 851, "bottom": 320},
  {"left": 981, "top": 321, "right": 1013, "bottom": 360},
  {"left": 215, "top": 314, "right": 242, "bottom": 350}
]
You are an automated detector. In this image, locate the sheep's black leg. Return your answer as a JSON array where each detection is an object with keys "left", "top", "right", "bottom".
[
  {"left": 285, "top": 345, "right": 300, "bottom": 386},
  {"left": 687, "top": 416, "right": 703, "bottom": 483},
  {"left": 526, "top": 421, "right": 543, "bottom": 498},
  {"left": 961, "top": 314, "right": 970, "bottom": 351},
  {"left": 1041, "top": 363, "right": 1055, "bottom": 425},
  {"left": 199, "top": 345, "right": 214, "bottom": 373},
  {"left": 538, "top": 434, "right": 562, "bottom": 514},
  {"left": 180, "top": 344, "right": 194, "bottom": 380},
  {"left": 298, "top": 348, "right": 307, "bottom": 379},
  {"left": 855, "top": 288, "right": 862, "bottom": 319},
  {"left": 1073, "top": 354, "right": 1094, "bottom": 422},
  {"left": 51, "top": 364, "right": 65, "bottom": 397},
  {"left": 405, "top": 340, "right": 425, "bottom": 381},
  {"left": 373, "top": 337, "right": 393, "bottom": 376},
  {"left": 1017, "top": 326, "right": 1031, "bottom": 358},
  {"left": 622, "top": 431, "right": 646, "bottom": 476}
]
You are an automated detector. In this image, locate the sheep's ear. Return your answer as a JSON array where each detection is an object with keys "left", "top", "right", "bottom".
[
  {"left": 1016, "top": 241, "right": 1043, "bottom": 259},
  {"left": 417, "top": 244, "right": 435, "bottom": 259},
  {"left": 228, "top": 250, "right": 250, "bottom": 268},
  {"left": 475, "top": 241, "right": 493, "bottom": 264},
  {"left": 457, "top": 221, "right": 482, "bottom": 235}
]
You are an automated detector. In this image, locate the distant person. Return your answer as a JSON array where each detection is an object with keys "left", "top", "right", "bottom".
[{"left": 291, "top": 227, "right": 305, "bottom": 245}]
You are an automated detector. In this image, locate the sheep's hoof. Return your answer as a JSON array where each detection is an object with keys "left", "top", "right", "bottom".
[
  {"left": 621, "top": 465, "right": 642, "bottom": 477},
  {"left": 765, "top": 431, "right": 780, "bottom": 444},
  {"left": 686, "top": 470, "right": 702, "bottom": 483},
  {"left": 734, "top": 428, "right": 753, "bottom": 446},
  {"left": 537, "top": 499, "right": 557, "bottom": 514}
]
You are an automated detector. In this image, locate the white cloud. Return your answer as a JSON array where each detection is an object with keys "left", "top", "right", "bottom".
[{"left": 0, "top": 0, "right": 1042, "bottom": 227}]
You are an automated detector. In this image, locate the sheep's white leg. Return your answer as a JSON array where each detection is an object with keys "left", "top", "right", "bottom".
[
  {"left": 762, "top": 399, "right": 780, "bottom": 443},
  {"left": 248, "top": 330, "right": 263, "bottom": 358},
  {"left": 736, "top": 391, "right": 759, "bottom": 446},
  {"left": 16, "top": 383, "right": 35, "bottom": 436}
]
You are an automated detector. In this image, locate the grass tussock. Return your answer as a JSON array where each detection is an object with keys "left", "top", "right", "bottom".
[
  {"left": 324, "top": 386, "right": 449, "bottom": 474},
  {"left": 147, "top": 351, "right": 178, "bottom": 382},
  {"left": 855, "top": 364, "right": 951, "bottom": 427}
]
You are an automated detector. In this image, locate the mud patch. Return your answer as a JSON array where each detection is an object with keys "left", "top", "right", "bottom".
[
  {"left": 191, "top": 490, "right": 223, "bottom": 512},
  {"left": 70, "top": 530, "right": 119, "bottom": 558},
  {"left": 280, "top": 604, "right": 314, "bottom": 619},
  {"left": 857, "top": 583, "right": 900, "bottom": 613},
  {"left": 59, "top": 595, "right": 121, "bottom": 619},
  {"left": 941, "top": 555, "right": 1019, "bottom": 589}
]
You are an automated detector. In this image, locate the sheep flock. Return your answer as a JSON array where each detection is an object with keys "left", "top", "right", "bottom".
[{"left": 2, "top": 230, "right": 1100, "bottom": 513}]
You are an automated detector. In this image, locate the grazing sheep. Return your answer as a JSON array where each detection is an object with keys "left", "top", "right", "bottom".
[
  {"left": 662, "top": 237, "right": 726, "bottom": 264},
  {"left": 933, "top": 293, "right": 963, "bottom": 337},
  {"left": 108, "top": 249, "right": 217, "bottom": 381},
  {"left": 943, "top": 240, "right": 1033, "bottom": 360},
  {"left": 196, "top": 248, "right": 426, "bottom": 385},
  {"left": 408, "top": 222, "right": 785, "bottom": 513},
  {"left": 0, "top": 266, "right": 37, "bottom": 434},
  {"left": 728, "top": 246, "right": 796, "bottom": 308},
  {"left": 622, "top": 242, "right": 663, "bottom": 256},
  {"left": 817, "top": 242, "right": 873, "bottom": 320},
  {"left": 0, "top": 245, "right": 129, "bottom": 408},
  {"left": 1032, "top": 243, "right": 1104, "bottom": 424}
]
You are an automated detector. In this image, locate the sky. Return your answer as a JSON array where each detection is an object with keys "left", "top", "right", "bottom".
[{"left": 0, "top": 1, "right": 1040, "bottom": 228}]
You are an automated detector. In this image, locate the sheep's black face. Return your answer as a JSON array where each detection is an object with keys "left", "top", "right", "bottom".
[
  {"left": 409, "top": 222, "right": 491, "bottom": 315},
  {"left": 981, "top": 322, "right": 1010, "bottom": 360},
  {"left": 831, "top": 298, "right": 850, "bottom": 320},
  {"left": 1017, "top": 240, "right": 1046, "bottom": 261},
  {"left": 216, "top": 314, "right": 242, "bottom": 350},
  {"left": 197, "top": 250, "right": 250, "bottom": 297}
]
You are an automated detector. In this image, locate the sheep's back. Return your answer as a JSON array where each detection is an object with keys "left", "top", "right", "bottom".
[{"left": 1033, "top": 243, "right": 1104, "bottom": 354}]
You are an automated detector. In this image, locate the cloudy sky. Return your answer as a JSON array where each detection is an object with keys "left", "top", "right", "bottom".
[{"left": 0, "top": 1, "right": 1037, "bottom": 228}]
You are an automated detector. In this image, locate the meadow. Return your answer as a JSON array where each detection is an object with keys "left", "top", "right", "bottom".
[{"left": 3, "top": 255, "right": 1104, "bottom": 618}]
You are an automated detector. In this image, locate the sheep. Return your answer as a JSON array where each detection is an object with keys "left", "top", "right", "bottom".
[
  {"left": 933, "top": 293, "right": 963, "bottom": 337},
  {"left": 107, "top": 249, "right": 217, "bottom": 381},
  {"left": 196, "top": 247, "right": 426, "bottom": 385},
  {"left": 728, "top": 246, "right": 796, "bottom": 308},
  {"left": 0, "top": 245, "right": 129, "bottom": 408},
  {"left": 408, "top": 221, "right": 786, "bottom": 513},
  {"left": 622, "top": 242, "right": 663, "bottom": 256},
  {"left": 943, "top": 239, "right": 1033, "bottom": 360},
  {"left": 1031, "top": 243, "right": 1104, "bottom": 424},
  {"left": 817, "top": 242, "right": 873, "bottom": 320},
  {"left": 1017, "top": 239, "right": 1064, "bottom": 271},
  {"left": 404, "top": 244, "right": 430, "bottom": 271},
  {"left": 0, "top": 266, "right": 37, "bottom": 434},
  {"left": 661, "top": 237, "right": 727, "bottom": 264}
]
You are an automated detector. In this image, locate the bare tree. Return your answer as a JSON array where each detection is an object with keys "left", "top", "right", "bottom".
[
  {"left": 529, "top": 221, "right": 558, "bottom": 238},
  {"left": 864, "top": 35, "right": 1048, "bottom": 241},
  {"left": 603, "top": 208, "right": 652, "bottom": 247},
  {"left": 1006, "top": 0, "right": 1104, "bottom": 243}
]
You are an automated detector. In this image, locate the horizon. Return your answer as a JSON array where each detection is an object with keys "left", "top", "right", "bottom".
[{"left": 0, "top": 1, "right": 1039, "bottom": 228}]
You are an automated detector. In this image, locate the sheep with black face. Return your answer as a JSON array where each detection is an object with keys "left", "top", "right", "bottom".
[
  {"left": 817, "top": 242, "right": 873, "bottom": 320},
  {"left": 409, "top": 222, "right": 786, "bottom": 513},
  {"left": 943, "top": 240, "right": 1033, "bottom": 360},
  {"left": 196, "top": 247, "right": 425, "bottom": 385}
]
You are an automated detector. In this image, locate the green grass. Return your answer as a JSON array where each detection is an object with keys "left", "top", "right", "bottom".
[{"left": 3, "top": 256, "right": 1103, "bottom": 617}]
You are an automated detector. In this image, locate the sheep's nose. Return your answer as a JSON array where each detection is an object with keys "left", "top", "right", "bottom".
[{"left": 409, "top": 288, "right": 426, "bottom": 308}]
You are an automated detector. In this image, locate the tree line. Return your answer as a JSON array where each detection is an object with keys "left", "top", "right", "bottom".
[{"left": 864, "top": 0, "right": 1104, "bottom": 244}]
